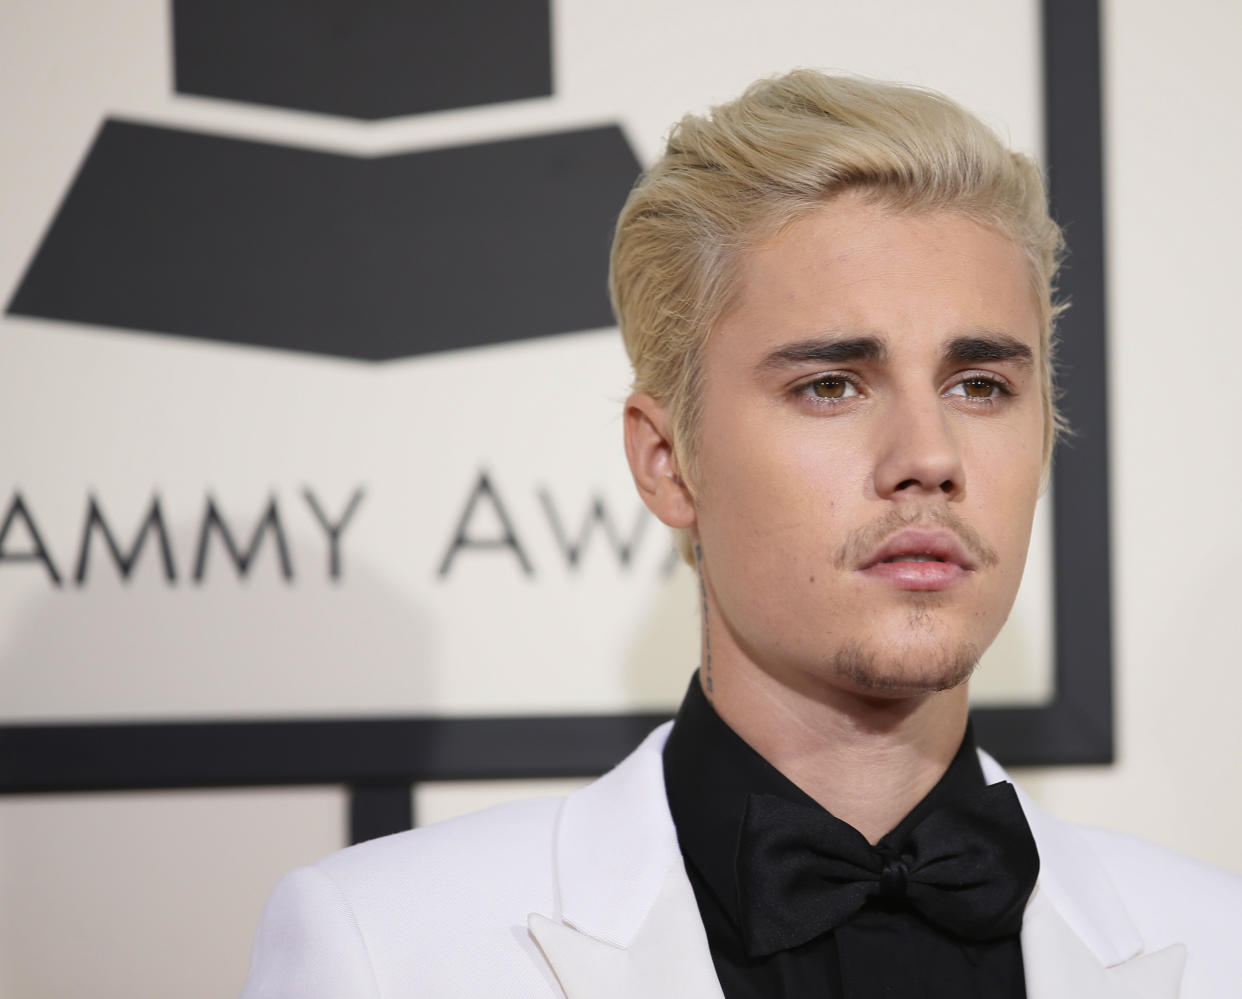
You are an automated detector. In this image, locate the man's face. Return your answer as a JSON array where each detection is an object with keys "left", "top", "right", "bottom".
[{"left": 690, "top": 192, "right": 1044, "bottom": 698}]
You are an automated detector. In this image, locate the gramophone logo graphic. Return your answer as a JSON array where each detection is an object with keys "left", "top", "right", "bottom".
[{"left": 7, "top": 0, "right": 642, "bottom": 360}]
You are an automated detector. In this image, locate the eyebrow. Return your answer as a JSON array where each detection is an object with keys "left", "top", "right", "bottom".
[
  {"left": 943, "top": 333, "right": 1034, "bottom": 367},
  {"left": 757, "top": 331, "right": 1035, "bottom": 372},
  {"left": 758, "top": 335, "right": 887, "bottom": 370}
]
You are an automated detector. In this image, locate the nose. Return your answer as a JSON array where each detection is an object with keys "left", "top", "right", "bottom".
[{"left": 872, "top": 394, "right": 965, "bottom": 500}]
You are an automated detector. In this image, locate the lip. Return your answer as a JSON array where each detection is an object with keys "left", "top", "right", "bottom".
[{"left": 858, "top": 528, "right": 976, "bottom": 591}]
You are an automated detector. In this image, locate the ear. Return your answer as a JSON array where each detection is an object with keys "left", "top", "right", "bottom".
[{"left": 623, "top": 393, "right": 697, "bottom": 530}]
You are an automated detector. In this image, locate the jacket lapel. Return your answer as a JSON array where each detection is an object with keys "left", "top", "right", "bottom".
[
  {"left": 530, "top": 732, "right": 1185, "bottom": 999},
  {"left": 528, "top": 722, "right": 724, "bottom": 999},
  {"left": 1022, "top": 887, "right": 1185, "bottom": 998},
  {"left": 528, "top": 865, "right": 724, "bottom": 999},
  {"left": 981, "top": 753, "right": 1185, "bottom": 999}
]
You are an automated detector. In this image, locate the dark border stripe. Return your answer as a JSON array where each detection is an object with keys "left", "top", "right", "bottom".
[
  {"left": 0, "top": 715, "right": 670, "bottom": 792},
  {"left": 974, "top": 0, "right": 1113, "bottom": 767},
  {"left": 349, "top": 782, "right": 415, "bottom": 844}
]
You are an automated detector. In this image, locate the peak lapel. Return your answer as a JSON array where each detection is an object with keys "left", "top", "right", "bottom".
[
  {"left": 1022, "top": 887, "right": 1185, "bottom": 999},
  {"left": 529, "top": 865, "right": 725, "bottom": 999},
  {"left": 528, "top": 723, "right": 724, "bottom": 999},
  {"left": 980, "top": 752, "right": 1186, "bottom": 999}
]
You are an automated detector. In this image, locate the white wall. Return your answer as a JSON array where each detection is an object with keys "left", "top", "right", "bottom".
[{"left": 0, "top": 1, "right": 1239, "bottom": 996}]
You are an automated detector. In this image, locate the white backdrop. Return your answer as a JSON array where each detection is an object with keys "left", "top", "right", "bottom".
[{"left": 0, "top": 1, "right": 1239, "bottom": 996}]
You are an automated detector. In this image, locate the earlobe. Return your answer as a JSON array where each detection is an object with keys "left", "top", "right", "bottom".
[{"left": 623, "top": 393, "right": 697, "bottom": 529}]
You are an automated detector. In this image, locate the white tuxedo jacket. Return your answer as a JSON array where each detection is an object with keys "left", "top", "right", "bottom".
[{"left": 242, "top": 724, "right": 1242, "bottom": 998}]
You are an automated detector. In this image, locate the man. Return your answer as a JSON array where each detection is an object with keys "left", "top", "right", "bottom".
[{"left": 241, "top": 71, "right": 1241, "bottom": 998}]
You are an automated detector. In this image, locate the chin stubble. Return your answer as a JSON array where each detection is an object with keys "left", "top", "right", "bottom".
[{"left": 831, "top": 638, "right": 981, "bottom": 693}]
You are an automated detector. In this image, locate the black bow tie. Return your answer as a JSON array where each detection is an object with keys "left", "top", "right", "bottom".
[{"left": 735, "top": 781, "right": 1040, "bottom": 957}]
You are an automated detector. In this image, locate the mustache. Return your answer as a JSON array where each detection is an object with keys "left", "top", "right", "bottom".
[{"left": 832, "top": 507, "right": 999, "bottom": 570}]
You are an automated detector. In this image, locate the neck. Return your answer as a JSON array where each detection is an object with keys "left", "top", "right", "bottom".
[{"left": 702, "top": 663, "right": 970, "bottom": 845}]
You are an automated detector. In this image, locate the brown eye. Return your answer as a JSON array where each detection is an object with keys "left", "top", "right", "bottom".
[
  {"left": 812, "top": 378, "right": 850, "bottom": 399},
  {"left": 960, "top": 379, "right": 996, "bottom": 399}
]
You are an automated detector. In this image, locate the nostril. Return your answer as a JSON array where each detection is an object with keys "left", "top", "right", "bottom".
[
  {"left": 939, "top": 480, "right": 954, "bottom": 492},
  {"left": 895, "top": 479, "right": 918, "bottom": 491}
]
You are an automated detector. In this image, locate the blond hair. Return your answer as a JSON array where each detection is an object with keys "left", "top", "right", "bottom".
[{"left": 610, "top": 70, "right": 1066, "bottom": 555}]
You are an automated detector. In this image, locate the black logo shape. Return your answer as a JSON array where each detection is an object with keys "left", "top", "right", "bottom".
[
  {"left": 173, "top": 0, "right": 553, "bottom": 119},
  {"left": 7, "top": 1, "right": 641, "bottom": 360},
  {"left": 8, "top": 120, "right": 639, "bottom": 360}
]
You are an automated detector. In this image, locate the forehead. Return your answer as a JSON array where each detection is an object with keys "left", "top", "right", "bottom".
[{"left": 712, "top": 194, "right": 1041, "bottom": 364}]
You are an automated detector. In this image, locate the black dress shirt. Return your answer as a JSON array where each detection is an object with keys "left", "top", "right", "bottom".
[{"left": 662, "top": 675, "right": 1029, "bottom": 998}]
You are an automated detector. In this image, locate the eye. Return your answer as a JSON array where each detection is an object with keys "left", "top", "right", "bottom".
[
  {"left": 946, "top": 377, "right": 1009, "bottom": 401},
  {"left": 805, "top": 376, "right": 859, "bottom": 400}
]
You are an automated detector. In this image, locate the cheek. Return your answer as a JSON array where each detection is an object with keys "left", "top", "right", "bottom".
[
  {"left": 969, "top": 441, "right": 1042, "bottom": 561},
  {"left": 695, "top": 415, "right": 864, "bottom": 570}
]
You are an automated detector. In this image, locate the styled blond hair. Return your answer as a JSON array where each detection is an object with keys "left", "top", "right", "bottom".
[{"left": 610, "top": 70, "right": 1066, "bottom": 538}]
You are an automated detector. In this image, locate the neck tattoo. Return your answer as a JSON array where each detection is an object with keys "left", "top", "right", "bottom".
[{"left": 695, "top": 543, "right": 714, "bottom": 696}]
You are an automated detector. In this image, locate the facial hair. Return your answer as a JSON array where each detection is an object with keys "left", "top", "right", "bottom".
[
  {"left": 830, "top": 634, "right": 981, "bottom": 694},
  {"left": 828, "top": 506, "right": 994, "bottom": 693}
]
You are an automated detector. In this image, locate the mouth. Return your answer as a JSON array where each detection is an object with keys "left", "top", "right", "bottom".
[{"left": 858, "top": 529, "right": 977, "bottom": 591}]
